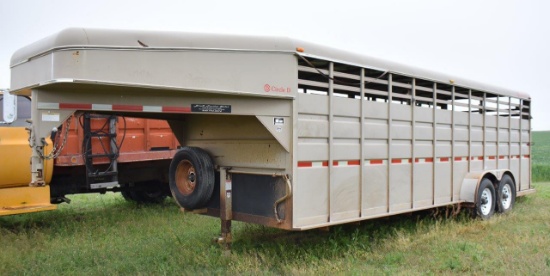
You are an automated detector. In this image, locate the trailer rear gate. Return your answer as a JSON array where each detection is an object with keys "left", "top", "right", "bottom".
[{"left": 10, "top": 28, "right": 532, "bottom": 237}]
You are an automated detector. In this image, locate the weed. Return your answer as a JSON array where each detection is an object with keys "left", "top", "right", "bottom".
[{"left": 1, "top": 132, "right": 550, "bottom": 274}]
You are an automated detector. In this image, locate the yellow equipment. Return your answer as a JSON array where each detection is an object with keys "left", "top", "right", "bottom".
[{"left": 0, "top": 93, "right": 55, "bottom": 215}]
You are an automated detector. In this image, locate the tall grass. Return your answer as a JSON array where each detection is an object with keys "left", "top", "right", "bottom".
[
  {"left": 533, "top": 131, "right": 550, "bottom": 182},
  {"left": 0, "top": 132, "right": 549, "bottom": 274},
  {"left": 1, "top": 185, "right": 549, "bottom": 274}
]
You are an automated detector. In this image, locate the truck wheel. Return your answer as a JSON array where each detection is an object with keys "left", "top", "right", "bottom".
[
  {"left": 496, "top": 175, "right": 516, "bottom": 213},
  {"left": 169, "top": 147, "right": 215, "bottom": 210},
  {"left": 121, "top": 188, "right": 137, "bottom": 202},
  {"left": 476, "top": 178, "right": 496, "bottom": 220},
  {"left": 121, "top": 181, "right": 169, "bottom": 204}
]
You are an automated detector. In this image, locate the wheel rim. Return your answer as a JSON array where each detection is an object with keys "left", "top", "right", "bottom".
[
  {"left": 501, "top": 184, "right": 512, "bottom": 210},
  {"left": 175, "top": 160, "right": 196, "bottom": 196},
  {"left": 480, "top": 187, "right": 493, "bottom": 215}
]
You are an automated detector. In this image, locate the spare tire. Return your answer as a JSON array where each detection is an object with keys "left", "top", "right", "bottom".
[{"left": 169, "top": 147, "right": 215, "bottom": 210}]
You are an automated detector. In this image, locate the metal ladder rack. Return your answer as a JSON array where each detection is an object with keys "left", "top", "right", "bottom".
[{"left": 82, "top": 113, "right": 119, "bottom": 189}]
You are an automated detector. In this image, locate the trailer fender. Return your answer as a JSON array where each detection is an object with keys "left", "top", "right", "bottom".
[{"left": 459, "top": 169, "right": 512, "bottom": 204}]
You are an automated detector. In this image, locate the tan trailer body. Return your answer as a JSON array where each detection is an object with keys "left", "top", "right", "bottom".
[{"left": 10, "top": 28, "right": 532, "bottom": 231}]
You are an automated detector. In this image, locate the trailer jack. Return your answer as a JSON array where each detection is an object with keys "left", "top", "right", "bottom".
[{"left": 215, "top": 168, "right": 232, "bottom": 253}]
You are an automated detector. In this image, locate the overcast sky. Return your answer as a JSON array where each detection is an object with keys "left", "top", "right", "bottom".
[{"left": 1, "top": 0, "right": 548, "bottom": 130}]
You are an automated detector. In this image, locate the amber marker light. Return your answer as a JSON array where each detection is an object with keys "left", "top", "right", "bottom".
[{"left": 296, "top": 47, "right": 304, "bottom": 52}]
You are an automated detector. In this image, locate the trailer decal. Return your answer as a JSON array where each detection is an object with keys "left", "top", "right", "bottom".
[{"left": 191, "top": 104, "right": 231, "bottom": 113}]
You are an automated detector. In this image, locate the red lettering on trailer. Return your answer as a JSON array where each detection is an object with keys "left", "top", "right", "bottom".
[{"left": 264, "top": 84, "right": 291, "bottom": 93}]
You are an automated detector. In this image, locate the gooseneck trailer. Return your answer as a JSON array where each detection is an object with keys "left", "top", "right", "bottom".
[{"left": 9, "top": 28, "right": 533, "bottom": 245}]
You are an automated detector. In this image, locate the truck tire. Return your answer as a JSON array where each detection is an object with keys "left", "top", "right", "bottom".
[
  {"left": 169, "top": 147, "right": 215, "bottom": 210},
  {"left": 121, "top": 181, "right": 169, "bottom": 204},
  {"left": 475, "top": 178, "right": 496, "bottom": 220},
  {"left": 496, "top": 175, "right": 516, "bottom": 213}
]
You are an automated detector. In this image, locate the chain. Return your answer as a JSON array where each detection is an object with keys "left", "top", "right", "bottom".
[{"left": 38, "top": 116, "right": 72, "bottom": 160}]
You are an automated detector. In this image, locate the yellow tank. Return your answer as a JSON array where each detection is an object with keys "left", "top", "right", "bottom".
[
  {"left": 0, "top": 126, "right": 53, "bottom": 188},
  {"left": 0, "top": 125, "right": 55, "bottom": 215}
]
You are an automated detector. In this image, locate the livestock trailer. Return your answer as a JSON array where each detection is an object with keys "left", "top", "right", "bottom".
[{"left": 9, "top": 28, "right": 533, "bottom": 245}]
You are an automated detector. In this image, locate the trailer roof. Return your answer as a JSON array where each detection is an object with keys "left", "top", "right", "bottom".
[{"left": 11, "top": 28, "right": 530, "bottom": 99}]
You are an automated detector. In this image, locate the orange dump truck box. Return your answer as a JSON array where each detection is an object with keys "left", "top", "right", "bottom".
[{"left": 55, "top": 116, "right": 180, "bottom": 166}]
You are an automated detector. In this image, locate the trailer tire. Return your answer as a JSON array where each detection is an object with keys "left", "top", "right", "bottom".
[
  {"left": 496, "top": 175, "right": 516, "bottom": 214},
  {"left": 475, "top": 178, "right": 496, "bottom": 220},
  {"left": 169, "top": 147, "right": 215, "bottom": 210}
]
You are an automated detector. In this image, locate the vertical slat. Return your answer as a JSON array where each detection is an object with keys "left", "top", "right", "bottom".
[
  {"left": 497, "top": 95, "right": 500, "bottom": 168},
  {"left": 411, "top": 78, "right": 416, "bottom": 208},
  {"left": 328, "top": 62, "right": 334, "bottom": 222},
  {"left": 432, "top": 83, "right": 437, "bottom": 205},
  {"left": 360, "top": 68, "right": 365, "bottom": 216},
  {"left": 519, "top": 99, "right": 523, "bottom": 190},
  {"left": 468, "top": 89, "right": 472, "bottom": 172},
  {"left": 387, "top": 73, "right": 393, "bottom": 213},
  {"left": 483, "top": 93, "right": 487, "bottom": 169},
  {"left": 451, "top": 86, "right": 455, "bottom": 202},
  {"left": 508, "top": 97, "right": 512, "bottom": 169},
  {"left": 528, "top": 101, "right": 532, "bottom": 190}
]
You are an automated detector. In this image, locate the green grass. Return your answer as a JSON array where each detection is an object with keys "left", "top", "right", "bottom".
[
  {"left": 533, "top": 131, "right": 550, "bottom": 182},
  {"left": 1, "top": 187, "right": 549, "bottom": 275},
  {"left": 1, "top": 131, "right": 550, "bottom": 274}
]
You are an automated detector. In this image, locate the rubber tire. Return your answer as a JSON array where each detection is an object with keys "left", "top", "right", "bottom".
[
  {"left": 496, "top": 175, "right": 516, "bottom": 213},
  {"left": 476, "top": 178, "right": 496, "bottom": 220},
  {"left": 121, "top": 181, "right": 169, "bottom": 204},
  {"left": 169, "top": 147, "right": 215, "bottom": 210}
]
